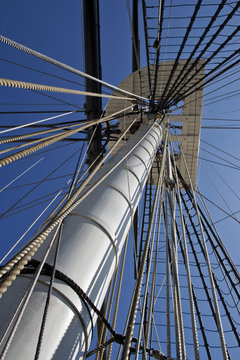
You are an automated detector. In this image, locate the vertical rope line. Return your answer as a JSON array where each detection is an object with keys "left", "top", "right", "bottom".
[
  {"left": 135, "top": 184, "right": 162, "bottom": 360},
  {"left": 120, "top": 129, "right": 167, "bottom": 360},
  {"left": 145, "top": 192, "right": 163, "bottom": 348},
  {"left": 166, "top": 143, "right": 186, "bottom": 359},
  {"left": 180, "top": 204, "right": 212, "bottom": 359},
  {"left": 167, "top": 187, "right": 183, "bottom": 359},
  {"left": 170, "top": 143, "right": 199, "bottom": 359},
  {"left": 194, "top": 189, "right": 240, "bottom": 293},
  {"left": 175, "top": 190, "right": 200, "bottom": 359},
  {"left": 183, "top": 188, "right": 239, "bottom": 352},
  {"left": 193, "top": 193, "right": 240, "bottom": 344},
  {"left": 176, "top": 136, "right": 229, "bottom": 359},
  {"left": 151, "top": 0, "right": 165, "bottom": 104},
  {"left": 163, "top": 193, "right": 171, "bottom": 359}
]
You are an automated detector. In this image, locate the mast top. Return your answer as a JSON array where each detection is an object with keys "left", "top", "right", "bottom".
[{"left": 105, "top": 60, "right": 204, "bottom": 188}]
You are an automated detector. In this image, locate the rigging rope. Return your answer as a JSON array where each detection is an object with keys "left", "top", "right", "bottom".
[
  {"left": 179, "top": 143, "right": 229, "bottom": 359},
  {"left": 161, "top": 0, "right": 227, "bottom": 106},
  {"left": 0, "top": 35, "right": 148, "bottom": 101},
  {"left": 0, "top": 145, "right": 84, "bottom": 262},
  {"left": 170, "top": 148, "right": 199, "bottom": 359},
  {"left": 158, "top": 0, "right": 202, "bottom": 109},
  {"left": 0, "top": 111, "right": 75, "bottom": 135},
  {"left": 0, "top": 78, "right": 135, "bottom": 101},
  {"left": 0, "top": 105, "right": 133, "bottom": 168},
  {"left": 120, "top": 129, "right": 167, "bottom": 360},
  {"left": 0, "top": 119, "right": 157, "bottom": 296}
]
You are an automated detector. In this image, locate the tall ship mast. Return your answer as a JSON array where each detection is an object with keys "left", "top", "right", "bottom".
[{"left": 0, "top": 1, "right": 240, "bottom": 359}]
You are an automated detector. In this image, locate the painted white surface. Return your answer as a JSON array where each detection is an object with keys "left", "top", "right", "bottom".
[{"left": 0, "top": 122, "right": 162, "bottom": 359}]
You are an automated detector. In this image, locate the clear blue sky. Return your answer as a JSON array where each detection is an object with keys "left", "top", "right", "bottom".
[
  {"left": 0, "top": 0, "right": 239, "bottom": 261},
  {"left": 0, "top": 1, "right": 239, "bottom": 358}
]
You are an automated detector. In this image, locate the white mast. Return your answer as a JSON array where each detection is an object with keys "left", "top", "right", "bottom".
[{"left": 0, "top": 120, "right": 163, "bottom": 359}]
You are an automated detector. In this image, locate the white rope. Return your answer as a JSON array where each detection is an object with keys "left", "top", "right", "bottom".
[
  {"left": 0, "top": 178, "right": 71, "bottom": 264},
  {"left": 0, "top": 77, "right": 135, "bottom": 101},
  {"left": 0, "top": 120, "right": 159, "bottom": 295},
  {"left": 0, "top": 157, "right": 44, "bottom": 193},
  {"left": 0, "top": 111, "right": 75, "bottom": 135},
  {"left": 0, "top": 105, "right": 133, "bottom": 168},
  {"left": 0, "top": 223, "right": 62, "bottom": 360},
  {"left": 134, "top": 184, "right": 161, "bottom": 360},
  {"left": 167, "top": 185, "right": 186, "bottom": 359},
  {"left": 145, "top": 191, "right": 163, "bottom": 355},
  {"left": 163, "top": 191, "right": 171, "bottom": 359},
  {"left": 0, "top": 35, "right": 148, "bottom": 101},
  {"left": 174, "top": 132, "right": 229, "bottom": 360},
  {"left": 0, "top": 123, "right": 84, "bottom": 155},
  {"left": 170, "top": 141, "right": 200, "bottom": 359},
  {"left": 196, "top": 190, "right": 240, "bottom": 317},
  {"left": 121, "top": 129, "right": 166, "bottom": 360},
  {"left": 201, "top": 165, "right": 240, "bottom": 224}
]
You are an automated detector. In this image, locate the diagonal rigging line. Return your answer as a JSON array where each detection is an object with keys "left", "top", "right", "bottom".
[
  {"left": 0, "top": 105, "right": 133, "bottom": 168},
  {"left": 176, "top": 67, "right": 240, "bottom": 110},
  {"left": 200, "top": 165, "right": 240, "bottom": 224},
  {"left": 0, "top": 78, "right": 135, "bottom": 101},
  {"left": 166, "top": 25, "right": 240, "bottom": 108},
  {"left": 0, "top": 34, "right": 148, "bottom": 101},
  {"left": 0, "top": 56, "right": 85, "bottom": 90},
  {"left": 0, "top": 120, "right": 160, "bottom": 307},
  {"left": 203, "top": 90, "right": 240, "bottom": 107},
  {"left": 3, "top": 173, "right": 72, "bottom": 191},
  {"left": 162, "top": 0, "right": 228, "bottom": 105},
  {"left": 158, "top": 0, "right": 202, "bottom": 109},
  {"left": 0, "top": 125, "right": 81, "bottom": 145},
  {"left": 195, "top": 190, "right": 240, "bottom": 225},
  {"left": 201, "top": 139, "right": 240, "bottom": 163},
  {"left": 167, "top": 47, "right": 240, "bottom": 108},
  {"left": 200, "top": 147, "right": 240, "bottom": 170},
  {"left": 33, "top": 133, "right": 89, "bottom": 360},
  {"left": 184, "top": 153, "right": 240, "bottom": 170},
  {"left": 0, "top": 121, "right": 89, "bottom": 155},
  {"left": 0, "top": 157, "right": 44, "bottom": 193},
  {"left": 0, "top": 143, "right": 86, "bottom": 220},
  {"left": 0, "top": 189, "right": 69, "bottom": 220},
  {"left": 31, "top": 89, "right": 84, "bottom": 111},
  {"left": 0, "top": 111, "right": 76, "bottom": 135},
  {"left": 0, "top": 180, "right": 70, "bottom": 265}
]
